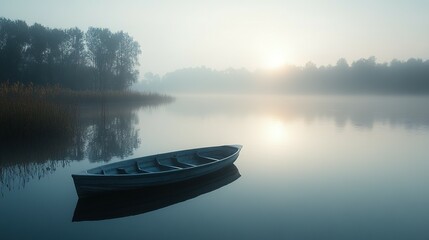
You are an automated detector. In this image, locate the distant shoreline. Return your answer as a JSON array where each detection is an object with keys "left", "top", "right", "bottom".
[{"left": 139, "top": 58, "right": 429, "bottom": 95}]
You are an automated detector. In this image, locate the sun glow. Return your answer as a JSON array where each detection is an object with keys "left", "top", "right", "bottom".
[
  {"left": 263, "top": 118, "right": 288, "bottom": 144},
  {"left": 263, "top": 52, "right": 286, "bottom": 70}
]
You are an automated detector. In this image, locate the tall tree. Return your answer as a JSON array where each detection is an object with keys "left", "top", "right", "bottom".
[
  {"left": 0, "top": 18, "right": 29, "bottom": 82},
  {"left": 113, "top": 31, "right": 141, "bottom": 89},
  {"left": 86, "top": 28, "right": 141, "bottom": 90},
  {"left": 86, "top": 27, "right": 118, "bottom": 91},
  {"left": 61, "top": 28, "right": 85, "bottom": 66},
  {"left": 28, "top": 23, "right": 48, "bottom": 65},
  {"left": 59, "top": 28, "right": 89, "bottom": 89}
]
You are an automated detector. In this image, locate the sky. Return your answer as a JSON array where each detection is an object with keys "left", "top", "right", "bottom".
[{"left": 1, "top": 0, "right": 429, "bottom": 75}]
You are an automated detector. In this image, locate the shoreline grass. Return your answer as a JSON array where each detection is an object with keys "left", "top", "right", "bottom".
[
  {"left": 0, "top": 82, "right": 174, "bottom": 145},
  {"left": 0, "top": 83, "right": 76, "bottom": 143},
  {"left": 48, "top": 88, "right": 175, "bottom": 105}
]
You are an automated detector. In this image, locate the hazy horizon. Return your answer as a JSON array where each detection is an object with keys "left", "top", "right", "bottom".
[
  {"left": 2, "top": 2, "right": 429, "bottom": 238},
  {"left": 136, "top": 57, "right": 429, "bottom": 95},
  {"left": 1, "top": 0, "right": 428, "bottom": 75}
]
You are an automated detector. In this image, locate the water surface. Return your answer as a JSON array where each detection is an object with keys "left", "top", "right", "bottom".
[{"left": 1, "top": 95, "right": 429, "bottom": 240}]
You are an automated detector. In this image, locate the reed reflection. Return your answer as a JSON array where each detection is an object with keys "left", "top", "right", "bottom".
[
  {"left": 73, "top": 164, "right": 241, "bottom": 222},
  {"left": 0, "top": 102, "right": 166, "bottom": 195}
]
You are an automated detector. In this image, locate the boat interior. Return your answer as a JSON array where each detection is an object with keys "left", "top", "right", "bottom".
[{"left": 88, "top": 147, "right": 238, "bottom": 175}]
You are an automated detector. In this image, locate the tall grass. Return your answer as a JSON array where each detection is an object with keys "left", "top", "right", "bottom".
[
  {"left": 50, "top": 88, "right": 175, "bottom": 105},
  {"left": 0, "top": 82, "right": 174, "bottom": 144},
  {"left": 0, "top": 82, "right": 76, "bottom": 143}
]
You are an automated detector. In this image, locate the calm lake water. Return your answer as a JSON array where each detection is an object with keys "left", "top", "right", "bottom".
[{"left": 1, "top": 95, "right": 429, "bottom": 240}]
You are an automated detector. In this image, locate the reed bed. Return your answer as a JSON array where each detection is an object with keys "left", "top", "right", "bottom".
[
  {"left": 0, "top": 82, "right": 173, "bottom": 143},
  {"left": 0, "top": 82, "right": 76, "bottom": 143},
  {"left": 51, "top": 88, "right": 175, "bottom": 105}
]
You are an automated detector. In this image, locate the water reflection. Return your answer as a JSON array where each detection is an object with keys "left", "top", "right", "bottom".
[
  {"left": 172, "top": 95, "right": 429, "bottom": 129},
  {"left": 1, "top": 95, "right": 429, "bottom": 239},
  {"left": 0, "top": 103, "right": 166, "bottom": 195},
  {"left": 2, "top": 95, "right": 429, "bottom": 196},
  {"left": 84, "top": 106, "right": 140, "bottom": 162},
  {"left": 72, "top": 164, "right": 240, "bottom": 222},
  {"left": 0, "top": 159, "right": 71, "bottom": 196}
]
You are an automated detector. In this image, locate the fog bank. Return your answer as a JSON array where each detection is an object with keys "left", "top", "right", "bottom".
[{"left": 137, "top": 57, "right": 429, "bottom": 95}]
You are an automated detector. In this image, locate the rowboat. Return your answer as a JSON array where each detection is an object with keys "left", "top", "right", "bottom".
[
  {"left": 72, "top": 145, "right": 242, "bottom": 197},
  {"left": 73, "top": 165, "right": 240, "bottom": 221}
]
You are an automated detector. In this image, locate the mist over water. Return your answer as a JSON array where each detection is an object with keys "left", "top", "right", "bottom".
[{"left": 1, "top": 95, "right": 429, "bottom": 239}]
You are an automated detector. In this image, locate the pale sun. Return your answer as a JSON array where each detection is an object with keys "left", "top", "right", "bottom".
[{"left": 264, "top": 53, "right": 286, "bottom": 69}]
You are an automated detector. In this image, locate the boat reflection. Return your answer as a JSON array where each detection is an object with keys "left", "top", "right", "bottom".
[{"left": 72, "top": 164, "right": 241, "bottom": 222}]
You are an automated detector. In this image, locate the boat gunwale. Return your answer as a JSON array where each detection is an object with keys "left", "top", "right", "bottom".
[{"left": 72, "top": 145, "right": 242, "bottom": 178}]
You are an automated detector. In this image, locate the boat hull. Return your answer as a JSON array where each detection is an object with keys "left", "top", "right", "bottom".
[
  {"left": 73, "top": 165, "right": 241, "bottom": 221},
  {"left": 72, "top": 145, "right": 241, "bottom": 197}
]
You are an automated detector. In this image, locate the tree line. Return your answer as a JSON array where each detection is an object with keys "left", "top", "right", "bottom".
[
  {"left": 0, "top": 18, "right": 141, "bottom": 90},
  {"left": 140, "top": 57, "right": 429, "bottom": 95},
  {"left": 279, "top": 57, "right": 429, "bottom": 94}
]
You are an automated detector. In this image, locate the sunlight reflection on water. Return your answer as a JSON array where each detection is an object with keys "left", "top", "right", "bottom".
[{"left": 1, "top": 95, "right": 429, "bottom": 240}]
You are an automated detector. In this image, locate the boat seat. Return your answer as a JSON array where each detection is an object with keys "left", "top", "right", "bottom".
[
  {"left": 172, "top": 156, "right": 196, "bottom": 167},
  {"left": 195, "top": 152, "right": 219, "bottom": 162},
  {"left": 135, "top": 162, "right": 150, "bottom": 173},
  {"left": 156, "top": 158, "right": 181, "bottom": 170}
]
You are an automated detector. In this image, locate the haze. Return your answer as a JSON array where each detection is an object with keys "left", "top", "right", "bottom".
[{"left": 1, "top": 0, "right": 428, "bottom": 75}]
